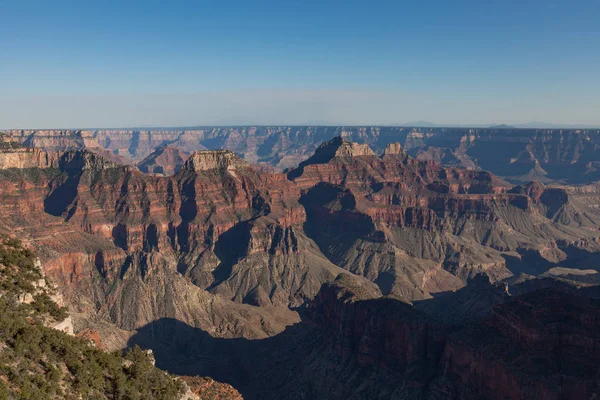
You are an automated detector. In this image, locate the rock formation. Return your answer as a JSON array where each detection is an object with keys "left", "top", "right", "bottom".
[
  {"left": 382, "top": 141, "right": 407, "bottom": 157},
  {"left": 180, "top": 376, "right": 243, "bottom": 400},
  {"left": 0, "top": 133, "right": 54, "bottom": 169},
  {"left": 6, "top": 126, "right": 600, "bottom": 183},
  {"left": 2, "top": 137, "right": 600, "bottom": 311},
  {"left": 137, "top": 144, "right": 190, "bottom": 175},
  {"left": 184, "top": 150, "right": 247, "bottom": 172},
  {"left": 126, "top": 274, "right": 599, "bottom": 400},
  {"left": 0, "top": 136, "right": 599, "bottom": 399}
]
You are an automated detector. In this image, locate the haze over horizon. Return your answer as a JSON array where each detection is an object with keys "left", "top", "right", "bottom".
[
  {"left": 5, "top": 119, "right": 600, "bottom": 131},
  {"left": 2, "top": 0, "right": 600, "bottom": 128}
]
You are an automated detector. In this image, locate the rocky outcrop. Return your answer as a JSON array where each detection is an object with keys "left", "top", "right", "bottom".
[
  {"left": 138, "top": 145, "right": 190, "bottom": 175},
  {"left": 316, "top": 136, "right": 375, "bottom": 158},
  {"left": 382, "top": 142, "right": 407, "bottom": 157},
  {"left": 180, "top": 376, "right": 243, "bottom": 400},
  {"left": 294, "top": 136, "right": 374, "bottom": 168},
  {"left": 2, "top": 137, "right": 600, "bottom": 351},
  {"left": 184, "top": 150, "right": 247, "bottom": 172},
  {"left": 7, "top": 127, "right": 600, "bottom": 183},
  {"left": 0, "top": 134, "right": 55, "bottom": 169}
]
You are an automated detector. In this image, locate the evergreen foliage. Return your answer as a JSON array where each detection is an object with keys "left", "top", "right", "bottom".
[{"left": 0, "top": 237, "right": 183, "bottom": 400}]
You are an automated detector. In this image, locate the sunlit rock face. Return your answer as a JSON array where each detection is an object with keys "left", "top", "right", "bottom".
[
  {"left": 1, "top": 133, "right": 600, "bottom": 399},
  {"left": 183, "top": 150, "right": 247, "bottom": 172},
  {"left": 3, "top": 136, "right": 600, "bottom": 312},
  {"left": 137, "top": 145, "right": 190, "bottom": 175},
  {"left": 6, "top": 127, "right": 600, "bottom": 183}
]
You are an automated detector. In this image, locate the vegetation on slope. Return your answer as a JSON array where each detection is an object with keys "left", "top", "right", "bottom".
[{"left": 0, "top": 237, "right": 184, "bottom": 400}]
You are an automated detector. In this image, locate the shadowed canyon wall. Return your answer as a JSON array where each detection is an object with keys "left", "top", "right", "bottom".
[
  {"left": 6, "top": 126, "right": 600, "bottom": 183},
  {"left": 0, "top": 133, "right": 599, "bottom": 399}
]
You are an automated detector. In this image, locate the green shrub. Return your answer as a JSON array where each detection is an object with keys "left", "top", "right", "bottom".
[{"left": 0, "top": 237, "right": 184, "bottom": 400}]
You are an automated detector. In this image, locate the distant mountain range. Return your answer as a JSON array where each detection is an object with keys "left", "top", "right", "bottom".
[
  {"left": 400, "top": 121, "right": 600, "bottom": 129},
  {"left": 6, "top": 126, "right": 600, "bottom": 183}
]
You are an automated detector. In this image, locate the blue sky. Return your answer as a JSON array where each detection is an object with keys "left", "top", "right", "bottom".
[{"left": 1, "top": 0, "right": 599, "bottom": 128}]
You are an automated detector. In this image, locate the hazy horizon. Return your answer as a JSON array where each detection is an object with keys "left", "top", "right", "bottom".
[{"left": 4, "top": 119, "right": 600, "bottom": 131}]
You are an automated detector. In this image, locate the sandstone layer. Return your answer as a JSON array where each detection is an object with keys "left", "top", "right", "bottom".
[
  {"left": 0, "top": 135, "right": 599, "bottom": 398},
  {"left": 6, "top": 126, "right": 600, "bottom": 183},
  {"left": 2, "top": 136, "right": 600, "bottom": 315}
]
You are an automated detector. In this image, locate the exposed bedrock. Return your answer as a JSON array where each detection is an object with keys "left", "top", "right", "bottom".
[{"left": 1, "top": 136, "right": 600, "bottom": 344}]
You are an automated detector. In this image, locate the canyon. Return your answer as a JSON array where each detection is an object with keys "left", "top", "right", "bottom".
[
  {"left": 0, "top": 131, "right": 599, "bottom": 399},
  {"left": 6, "top": 126, "right": 600, "bottom": 183}
]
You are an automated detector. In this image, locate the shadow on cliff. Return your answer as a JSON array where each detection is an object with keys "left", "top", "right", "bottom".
[
  {"left": 209, "top": 221, "right": 253, "bottom": 287},
  {"left": 503, "top": 246, "right": 600, "bottom": 277},
  {"left": 125, "top": 282, "right": 600, "bottom": 400},
  {"left": 502, "top": 251, "right": 555, "bottom": 276},
  {"left": 44, "top": 174, "right": 82, "bottom": 218},
  {"left": 126, "top": 316, "right": 315, "bottom": 398},
  {"left": 299, "top": 184, "right": 375, "bottom": 247},
  {"left": 126, "top": 292, "right": 448, "bottom": 400}
]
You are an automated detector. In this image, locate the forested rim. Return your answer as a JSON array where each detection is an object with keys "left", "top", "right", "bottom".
[{"left": 0, "top": 236, "right": 185, "bottom": 400}]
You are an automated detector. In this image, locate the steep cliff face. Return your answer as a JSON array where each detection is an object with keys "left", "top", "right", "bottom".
[
  {"left": 2, "top": 138, "right": 600, "bottom": 350},
  {"left": 184, "top": 150, "right": 247, "bottom": 172},
  {"left": 288, "top": 139, "right": 600, "bottom": 298},
  {"left": 438, "top": 288, "right": 600, "bottom": 400},
  {"left": 0, "top": 146, "right": 54, "bottom": 169},
  {"left": 0, "top": 149, "right": 302, "bottom": 343},
  {"left": 137, "top": 145, "right": 190, "bottom": 175},
  {"left": 383, "top": 141, "right": 408, "bottom": 157},
  {"left": 0, "top": 133, "right": 55, "bottom": 169},
  {"left": 1, "top": 135, "right": 600, "bottom": 399},
  {"left": 7, "top": 127, "right": 600, "bottom": 183},
  {"left": 155, "top": 275, "right": 598, "bottom": 400}
]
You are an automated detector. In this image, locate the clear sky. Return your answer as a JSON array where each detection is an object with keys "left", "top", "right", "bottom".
[{"left": 1, "top": 0, "right": 599, "bottom": 128}]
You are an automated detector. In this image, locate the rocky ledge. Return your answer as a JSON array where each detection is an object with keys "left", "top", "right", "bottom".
[
  {"left": 180, "top": 376, "right": 243, "bottom": 400},
  {"left": 0, "top": 134, "right": 54, "bottom": 169},
  {"left": 0, "top": 141, "right": 128, "bottom": 172},
  {"left": 300, "top": 136, "right": 375, "bottom": 166},
  {"left": 184, "top": 150, "right": 247, "bottom": 172},
  {"left": 383, "top": 141, "right": 407, "bottom": 157}
]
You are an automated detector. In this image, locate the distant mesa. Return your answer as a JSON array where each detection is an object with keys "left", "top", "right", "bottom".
[
  {"left": 382, "top": 142, "right": 407, "bottom": 157},
  {"left": 6, "top": 126, "right": 600, "bottom": 183},
  {"left": 183, "top": 149, "right": 247, "bottom": 172},
  {"left": 57, "top": 150, "right": 126, "bottom": 172},
  {"left": 286, "top": 136, "right": 375, "bottom": 179},
  {"left": 137, "top": 144, "right": 190, "bottom": 175},
  {"left": 299, "top": 136, "right": 374, "bottom": 166}
]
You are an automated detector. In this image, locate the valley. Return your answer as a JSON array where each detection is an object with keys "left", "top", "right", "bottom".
[{"left": 0, "top": 130, "right": 599, "bottom": 399}]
